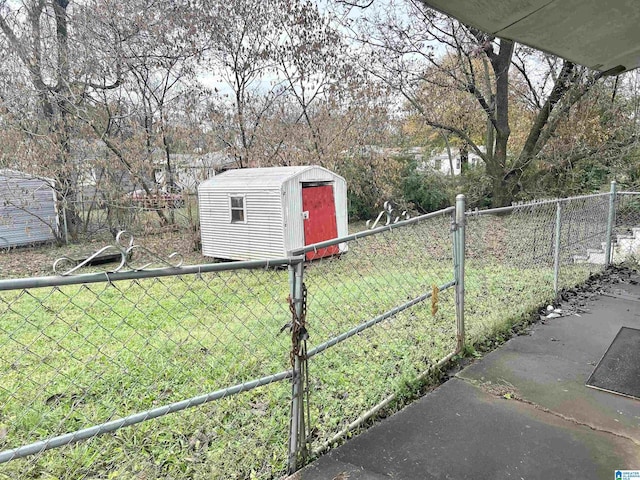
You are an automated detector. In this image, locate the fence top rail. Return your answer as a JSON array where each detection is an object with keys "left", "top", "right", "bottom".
[
  {"left": 618, "top": 191, "right": 640, "bottom": 195},
  {"left": 289, "top": 206, "right": 455, "bottom": 256},
  {"left": 465, "top": 192, "right": 612, "bottom": 217},
  {"left": 0, "top": 257, "right": 304, "bottom": 292}
]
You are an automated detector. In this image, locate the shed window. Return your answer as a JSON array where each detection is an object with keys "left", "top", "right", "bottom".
[{"left": 230, "top": 196, "right": 245, "bottom": 223}]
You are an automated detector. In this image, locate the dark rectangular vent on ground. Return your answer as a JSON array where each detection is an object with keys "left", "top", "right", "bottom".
[
  {"left": 586, "top": 326, "right": 640, "bottom": 400},
  {"left": 69, "top": 251, "right": 123, "bottom": 266}
]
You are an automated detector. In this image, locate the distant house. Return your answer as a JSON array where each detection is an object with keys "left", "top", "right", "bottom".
[
  {"left": 68, "top": 140, "right": 236, "bottom": 210},
  {"left": 153, "top": 152, "right": 236, "bottom": 193},
  {"left": 352, "top": 145, "right": 485, "bottom": 176},
  {"left": 420, "top": 147, "right": 484, "bottom": 176},
  {"left": 0, "top": 169, "right": 59, "bottom": 247}
]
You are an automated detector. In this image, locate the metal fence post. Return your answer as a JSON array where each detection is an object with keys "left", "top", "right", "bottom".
[
  {"left": 454, "top": 194, "right": 466, "bottom": 353},
  {"left": 287, "top": 260, "right": 306, "bottom": 474},
  {"left": 62, "top": 199, "right": 69, "bottom": 245},
  {"left": 553, "top": 200, "right": 562, "bottom": 294},
  {"left": 605, "top": 180, "right": 617, "bottom": 267}
]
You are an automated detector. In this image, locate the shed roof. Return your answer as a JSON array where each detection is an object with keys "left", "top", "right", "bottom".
[
  {"left": 199, "top": 166, "right": 338, "bottom": 189},
  {"left": 0, "top": 168, "right": 37, "bottom": 179},
  {"left": 0, "top": 168, "right": 54, "bottom": 185}
]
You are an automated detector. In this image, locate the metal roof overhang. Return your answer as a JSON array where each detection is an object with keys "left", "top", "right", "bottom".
[{"left": 421, "top": 0, "right": 640, "bottom": 75}]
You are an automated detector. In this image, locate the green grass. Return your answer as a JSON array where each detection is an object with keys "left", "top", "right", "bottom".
[{"left": 0, "top": 213, "right": 604, "bottom": 479}]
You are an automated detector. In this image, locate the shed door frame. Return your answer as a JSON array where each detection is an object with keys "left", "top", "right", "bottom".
[
  {"left": 302, "top": 181, "right": 333, "bottom": 188},
  {"left": 301, "top": 182, "right": 340, "bottom": 260}
]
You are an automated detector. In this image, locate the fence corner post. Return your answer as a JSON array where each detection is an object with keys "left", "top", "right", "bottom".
[
  {"left": 287, "top": 260, "right": 307, "bottom": 475},
  {"left": 454, "top": 194, "right": 466, "bottom": 353},
  {"left": 605, "top": 180, "right": 617, "bottom": 268}
]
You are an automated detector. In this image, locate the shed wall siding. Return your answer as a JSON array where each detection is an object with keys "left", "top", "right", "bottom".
[
  {"left": 199, "top": 187, "right": 285, "bottom": 260},
  {"left": 0, "top": 174, "right": 57, "bottom": 247},
  {"left": 333, "top": 176, "right": 348, "bottom": 237}
]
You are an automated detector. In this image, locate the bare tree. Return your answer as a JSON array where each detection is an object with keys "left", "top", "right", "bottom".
[
  {"left": 200, "top": 0, "right": 291, "bottom": 168},
  {"left": 0, "top": 0, "right": 129, "bottom": 239},
  {"left": 343, "top": 0, "right": 631, "bottom": 206}
]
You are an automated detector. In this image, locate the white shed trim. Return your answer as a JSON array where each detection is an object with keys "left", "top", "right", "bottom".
[{"left": 228, "top": 193, "right": 247, "bottom": 224}]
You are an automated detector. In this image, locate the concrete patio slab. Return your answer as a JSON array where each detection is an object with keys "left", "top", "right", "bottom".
[
  {"left": 293, "top": 378, "right": 638, "bottom": 480},
  {"left": 458, "top": 294, "right": 640, "bottom": 442}
]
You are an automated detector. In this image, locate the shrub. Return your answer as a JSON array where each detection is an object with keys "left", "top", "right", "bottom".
[{"left": 401, "top": 167, "right": 450, "bottom": 213}]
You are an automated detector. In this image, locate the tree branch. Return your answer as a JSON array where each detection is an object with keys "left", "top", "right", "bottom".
[
  {"left": 516, "top": 61, "right": 577, "bottom": 166},
  {"left": 466, "top": 82, "right": 498, "bottom": 129}
]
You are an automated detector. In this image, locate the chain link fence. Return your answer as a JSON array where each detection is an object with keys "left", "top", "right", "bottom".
[
  {"left": 1, "top": 184, "right": 640, "bottom": 479},
  {"left": 63, "top": 193, "right": 201, "bottom": 242},
  {"left": 0, "top": 260, "right": 296, "bottom": 479},
  {"left": 556, "top": 193, "right": 611, "bottom": 289},
  {"left": 464, "top": 200, "right": 558, "bottom": 342},
  {"left": 463, "top": 192, "right": 615, "bottom": 343}
]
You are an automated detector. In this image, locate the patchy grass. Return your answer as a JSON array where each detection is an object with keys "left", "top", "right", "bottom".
[{"left": 0, "top": 212, "right": 605, "bottom": 479}]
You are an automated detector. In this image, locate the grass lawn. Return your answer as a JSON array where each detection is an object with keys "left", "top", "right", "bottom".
[{"left": 0, "top": 213, "right": 603, "bottom": 479}]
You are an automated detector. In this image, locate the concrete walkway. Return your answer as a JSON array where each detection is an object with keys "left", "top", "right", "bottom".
[{"left": 292, "top": 269, "right": 640, "bottom": 479}]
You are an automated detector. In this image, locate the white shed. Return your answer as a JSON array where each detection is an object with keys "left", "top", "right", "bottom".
[
  {"left": 0, "top": 169, "right": 59, "bottom": 247},
  {"left": 198, "top": 166, "right": 348, "bottom": 261}
]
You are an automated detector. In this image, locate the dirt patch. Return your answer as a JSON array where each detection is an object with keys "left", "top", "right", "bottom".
[{"left": 558, "top": 263, "right": 639, "bottom": 308}]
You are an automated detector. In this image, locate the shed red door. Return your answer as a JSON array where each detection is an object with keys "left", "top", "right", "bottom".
[{"left": 302, "top": 184, "right": 340, "bottom": 260}]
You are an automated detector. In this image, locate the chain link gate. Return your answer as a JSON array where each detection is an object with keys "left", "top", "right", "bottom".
[{"left": 288, "top": 205, "right": 463, "bottom": 458}]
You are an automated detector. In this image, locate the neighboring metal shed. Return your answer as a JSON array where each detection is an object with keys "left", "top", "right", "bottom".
[
  {"left": 0, "top": 169, "right": 59, "bottom": 247},
  {"left": 198, "top": 166, "right": 348, "bottom": 261}
]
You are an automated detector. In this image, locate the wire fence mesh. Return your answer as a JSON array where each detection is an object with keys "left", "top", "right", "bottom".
[
  {"left": 294, "top": 209, "right": 458, "bottom": 452},
  {"left": 463, "top": 194, "right": 611, "bottom": 343},
  {"left": 556, "top": 194, "right": 610, "bottom": 290},
  {"left": 0, "top": 264, "right": 294, "bottom": 479},
  {"left": 63, "top": 193, "right": 201, "bottom": 242},
  {"left": 2, "top": 187, "right": 640, "bottom": 479},
  {"left": 464, "top": 202, "right": 558, "bottom": 343}
]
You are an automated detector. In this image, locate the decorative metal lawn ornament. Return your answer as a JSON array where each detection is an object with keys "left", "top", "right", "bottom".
[
  {"left": 366, "top": 200, "right": 410, "bottom": 230},
  {"left": 53, "top": 230, "right": 183, "bottom": 275}
]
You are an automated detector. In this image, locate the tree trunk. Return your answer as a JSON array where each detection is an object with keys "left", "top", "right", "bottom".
[
  {"left": 488, "top": 39, "right": 514, "bottom": 207},
  {"left": 0, "top": 0, "right": 81, "bottom": 243},
  {"left": 161, "top": 116, "right": 176, "bottom": 225},
  {"left": 460, "top": 142, "right": 468, "bottom": 175},
  {"left": 441, "top": 131, "right": 455, "bottom": 179},
  {"left": 52, "top": 0, "right": 81, "bottom": 241}
]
